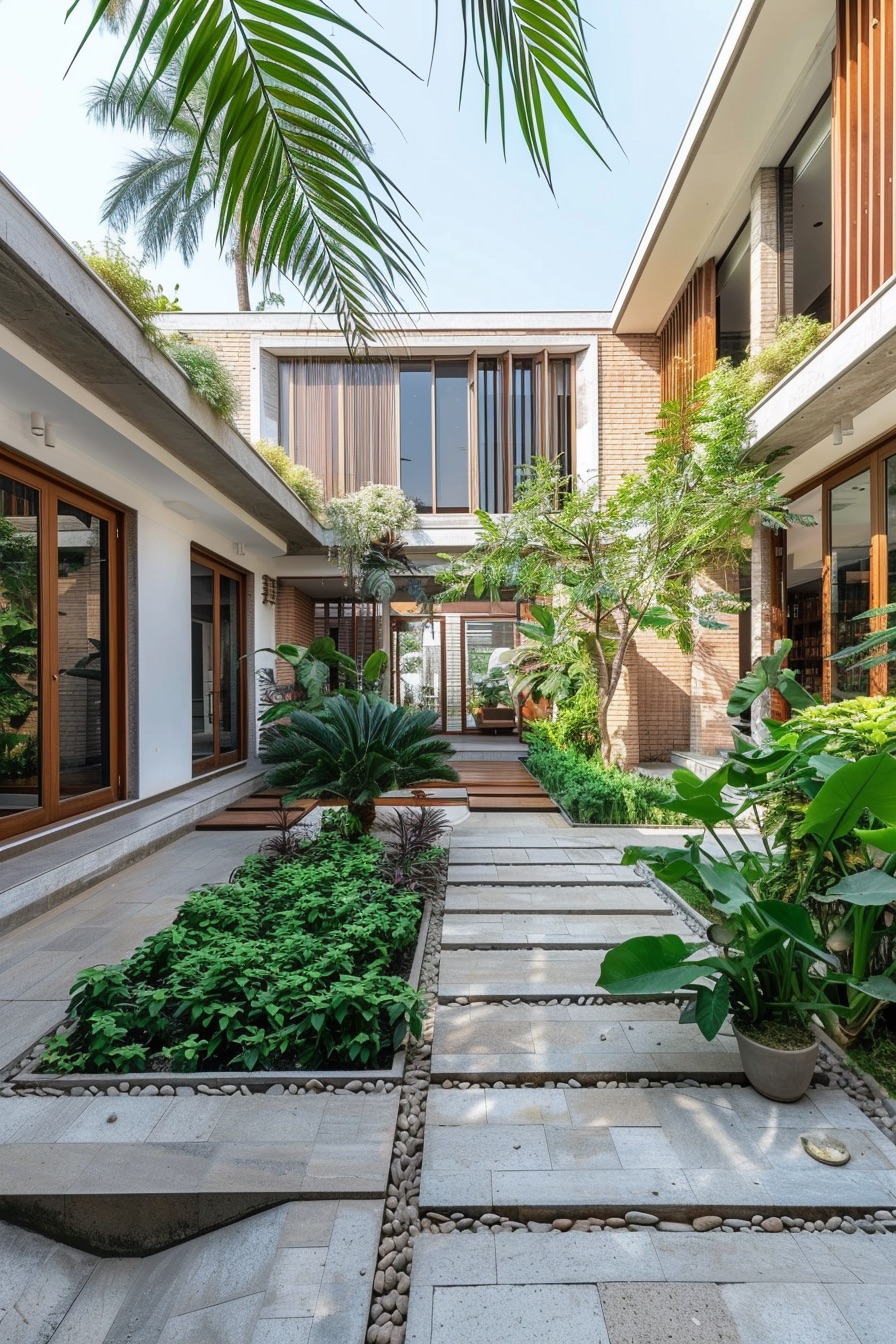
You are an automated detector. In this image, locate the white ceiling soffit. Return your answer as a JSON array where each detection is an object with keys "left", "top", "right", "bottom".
[{"left": 612, "top": 0, "right": 835, "bottom": 335}]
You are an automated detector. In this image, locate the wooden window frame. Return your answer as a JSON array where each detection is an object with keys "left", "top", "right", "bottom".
[
  {"left": 0, "top": 445, "right": 126, "bottom": 842},
  {"left": 190, "top": 545, "right": 249, "bottom": 776}
]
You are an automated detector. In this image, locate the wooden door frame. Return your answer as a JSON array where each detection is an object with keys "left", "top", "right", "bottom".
[
  {"left": 0, "top": 445, "right": 126, "bottom": 841},
  {"left": 459, "top": 613, "right": 520, "bottom": 735},
  {"left": 191, "top": 545, "right": 249, "bottom": 776}
]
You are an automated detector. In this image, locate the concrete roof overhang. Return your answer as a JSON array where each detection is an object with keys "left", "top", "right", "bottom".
[
  {"left": 612, "top": 0, "right": 835, "bottom": 335},
  {"left": 0, "top": 174, "right": 325, "bottom": 549}
]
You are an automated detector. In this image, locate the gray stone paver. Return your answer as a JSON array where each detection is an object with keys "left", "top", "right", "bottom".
[
  {"left": 446, "top": 885, "right": 668, "bottom": 913},
  {"left": 441, "top": 912, "right": 692, "bottom": 947},
  {"left": 0, "top": 1200, "right": 381, "bottom": 1343}
]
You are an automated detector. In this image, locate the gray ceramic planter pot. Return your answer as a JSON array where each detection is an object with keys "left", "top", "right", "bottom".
[{"left": 732, "top": 1025, "right": 819, "bottom": 1103}]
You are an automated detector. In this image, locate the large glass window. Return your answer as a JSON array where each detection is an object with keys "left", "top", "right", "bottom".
[
  {"left": 434, "top": 362, "right": 470, "bottom": 511},
  {"left": 785, "top": 486, "right": 823, "bottom": 697},
  {"left": 716, "top": 221, "right": 750, "bottom": 364},
  {"left": 785, "top": 94, "right": 832, "bottom": 323},
  {"left": 0, "top": 451, "right": 123, "bottom": 839},
  {"left": 549, "top": 359, "right": 572, "bottom": 477},
  {"left": 512, "top": 357, "right": 539, "bottom": 494},
  {"left": 477, "top": 358, "right": 505, "bottom": 514},
  {"left": 399, "top": 361, "right": 433, "bottom": 511}
]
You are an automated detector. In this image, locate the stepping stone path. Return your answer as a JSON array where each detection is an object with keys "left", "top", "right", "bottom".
[{"left": 408, "top": 812, "right": 896, "bottom": 1344}]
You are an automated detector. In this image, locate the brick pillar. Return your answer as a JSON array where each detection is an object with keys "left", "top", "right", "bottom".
[
  {"left": 690, "top": 567, "right": 740, "bottom": 756},
  {"left": 274, "top": 583, "right": 314, "bottom": 682},
  {"left": 750, "top": 168, "right": 789, "bottom": 351}
]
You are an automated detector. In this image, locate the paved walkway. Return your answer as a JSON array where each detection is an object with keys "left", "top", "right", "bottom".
[{"left": 410, "top": 811, "right": 896, "bottom": 1344}]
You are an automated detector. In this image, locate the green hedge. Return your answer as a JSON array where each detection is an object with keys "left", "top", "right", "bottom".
[
  {"left": 40, "top": 834, "right": 425, "bottom": 1073},
  {"left": 525, "top": 728, "right": 684, "bottom": 826}
]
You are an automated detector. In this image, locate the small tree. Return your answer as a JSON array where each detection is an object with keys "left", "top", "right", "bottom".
[{"left": 438, "top": 387, "right": 803, "bottom": 766}]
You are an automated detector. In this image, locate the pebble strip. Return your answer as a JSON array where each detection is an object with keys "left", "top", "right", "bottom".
[
  {"left": 365, "top": 867, "right": 445, "bottom": 1344},
  {"left": 417, "top": 1210, "right": 896, "bottom": 1236}
]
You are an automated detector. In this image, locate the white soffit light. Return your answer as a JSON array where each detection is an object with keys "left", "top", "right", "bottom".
[{"left": 164, "top": 499, "right": 204, "bottom": 520}]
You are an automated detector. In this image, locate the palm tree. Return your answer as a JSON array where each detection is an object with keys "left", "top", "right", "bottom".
[
  {"left": 68, "top": 1, "right": 611, "bottom": 345},
  {"left": 87, "top": 40, "right": 252, "bottom": 310}
]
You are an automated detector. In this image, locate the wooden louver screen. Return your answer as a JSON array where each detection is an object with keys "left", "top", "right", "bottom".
[
  {"left": 833, "top": 0, "right": 896, "bottom": 325},
  {"left": 658, "top": 260, "right": 717, "bottom": 405}
]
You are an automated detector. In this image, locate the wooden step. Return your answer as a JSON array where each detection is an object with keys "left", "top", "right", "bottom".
[
  {"left": 196, "top": 804, "right": 315, "bottom": 830},
  {"left": 467, "top": 794, "right": 557, "bottom": 812}
]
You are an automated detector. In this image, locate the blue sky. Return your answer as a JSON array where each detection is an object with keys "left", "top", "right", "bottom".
[{"left": 0, "top": 1, "right": 736, "bottom": 313}]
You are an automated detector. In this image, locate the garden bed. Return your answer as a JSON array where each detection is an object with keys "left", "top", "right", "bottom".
[
  {"left": 524, "top": 735, "right": 688, "bottom": 827},
  {"left": 12, "top": 827, "right": 443, "bottom": 1092}
]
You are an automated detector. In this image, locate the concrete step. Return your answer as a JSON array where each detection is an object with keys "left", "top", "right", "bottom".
[
  {"left": 0, "top": 1199, "right": 381, "bottom": 1341},
  {"left": 445, "top": 886, "right": 673, "bottom": 915},
  {"left": 447, "top": 865, "right": 644, "bottom": 887},
  {"left": 405, "top": 1229, "right": 896, "bottom": 1344},
  {"left": 0, "top": 1092, "right": 398, "bottom": 1252},
  {"left": 440, "top": 912, "right": 693, "bottom": 949},
  {"left": 430, "top": 1003, "right": 743, "bottom": 1083},
  {"left": 438, "top": 948, "right": 656, "bottom": 1002},
  {"left": 419, "top": 1085, "right": 896, "bottom": 1220}
]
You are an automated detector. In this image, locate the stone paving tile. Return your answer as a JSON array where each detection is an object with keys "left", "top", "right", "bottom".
[
  {"left": 599, "top": 1282, "right": 740, "bottom": 1344},
  {"left": 440, "top": 912, "right": 691, "bottom": 947},
  {"left": 447, "top": 863, "right": 635, "bottom": 885},
  {"left": 719, "top": 1283, "right": 861, "bottom": 1344},
  {"left": 445, "top": 886, "right": 668, "bottom": 913},
  {"left": 438, "top": 948, "right": 614, "bottom": 1000},
  {"left": 428, "top": 1284, "right": 608, "bottom": 1344}
]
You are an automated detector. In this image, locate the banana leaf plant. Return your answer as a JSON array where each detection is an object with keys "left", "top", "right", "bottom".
[
  {"left": 256, "top": 639, "right": 388, "bottom": 724},
  {"left": 604, "top": 750, "right": 896, "bottom": 1045}
]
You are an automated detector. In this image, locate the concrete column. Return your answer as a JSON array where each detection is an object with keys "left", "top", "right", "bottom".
[
  {"left": 690, "top": 567, "right": 740, "bottom": 756},
  {"left": 750, "top": 168, "right": 791, "bottom": 351}
]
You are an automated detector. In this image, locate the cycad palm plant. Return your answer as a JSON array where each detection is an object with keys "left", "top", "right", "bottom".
[{"left": 262, "top": 697, "right": 457, "bottom": 835}]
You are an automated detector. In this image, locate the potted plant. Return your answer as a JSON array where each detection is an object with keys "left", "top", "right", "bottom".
[
  {"left": 468, "top": 668, "right": 516, "bottom": 732},
  {"left": 597, "top": 745, "right": 896, "bottom": 1100}
]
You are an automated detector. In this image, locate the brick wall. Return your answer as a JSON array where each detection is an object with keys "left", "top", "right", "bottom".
[
  {"left": 597, "top": 334, "right": 661, "bottom": 492},
  {"left": 274, "top": 584, "right": 315, "bottom": 683},
  {"left": 182, "top": 329, "right": 254, "bottom": 441},
  {"left": 690, "top": 566, "right": 741, "bottom": 755}
]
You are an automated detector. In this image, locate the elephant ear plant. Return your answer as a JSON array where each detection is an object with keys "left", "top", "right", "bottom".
[{"left": 598, "top": 657, "right": 896, "bottom": 1095}]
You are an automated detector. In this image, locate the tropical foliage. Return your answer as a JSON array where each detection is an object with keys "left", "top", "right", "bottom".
[
  {"left": 326, "top": 484, "right": 420, "bottom": 597},
  {"left": 256, "top": 637, "right": 387, "bottom": 723},
  {"left": 166, "top": 338, "right": 241, "bottom": 422},
  {"left": 71, "top": 1, "right": 611, "bottom": 345},
  {"left": 705, "top": 315, "right": 830, "bottom": 416},
  {"left": 599, "top": 657, "right": 896, "bottom": 1047},
  {"left": 525, "top": 726, "right": 684, "bottom": 825},
  {"left": 507, "top": 603, "right": 594, "bottom": 707},
  {"left": 261, "top": 695, "right": 457, "bottom": 834},
  {"left": 253, "top": 441, "right": 324, "bottom": 516},
  {"left": 40, "top": 832, "right": 428, "bottom": 1073},
  {"left": 439, "top": 390, "right": 800, "bottom": 763}
]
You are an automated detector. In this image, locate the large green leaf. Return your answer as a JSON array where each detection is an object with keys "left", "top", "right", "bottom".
[
  {"left": 71, "top": 0, "right": 611, "bottom": 344},
  {"left": 726, "top": 639, "right": 817, "bottom": 717},
  {"left": 850, "top": 974, "right": 896, "bottom": 1004},
  {"left": 855, "top": 826, "right": 896, "bottom": 853},
  {"left": 816, "top": 868, "right": 896, "bottom": 907},
  {"left": 755, "top": 899, "right": 833, "bottom": 962},
  {"left": 597, "top": 934, "right": 705, "bottom": 996},
  {"left": 693, "top": 977, "right": 730, "bottom": 1041},
  {"left": 797, "top": 753, "right": 896, "bottom": 845}
]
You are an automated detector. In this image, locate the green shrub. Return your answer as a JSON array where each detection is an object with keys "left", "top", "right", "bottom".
[
  {"left": 786, "top": 696, "right": 896, "bottom": 757},
  {"left": 167, "top": 340, "right": 241, "bottom": 424},
  {"left": 533, "top": 679, "right": 600, "bottom": 758},
  {"left": 525, "top": 727, "right": 683, "bottom": 825},
  {"left": 39, "top": 833, "right": 426, "bottom": 1073},
  {"left": 706, "top": 314, "right": 830, "bottom": 415},
  {"left": 253, "top": 441, "right": 324, "bottom": 516},
  {"left": 76, "top": 238, "right": 179, "bottom": 341}
]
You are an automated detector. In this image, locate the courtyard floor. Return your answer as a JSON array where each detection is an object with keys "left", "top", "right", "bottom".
[{"left": 0, "top": 810, "right": 895, "bottom": 1342}]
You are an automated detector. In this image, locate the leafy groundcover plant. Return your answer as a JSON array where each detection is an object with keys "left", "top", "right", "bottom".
[
  {"left": 39, "top": 831, "right": 432, "bottom": 1074},
  {"left": 525, "top": 723, "right": 685, "bottom": 825}
]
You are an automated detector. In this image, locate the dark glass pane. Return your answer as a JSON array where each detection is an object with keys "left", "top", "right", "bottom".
[
  {"left": 0, "top": 474, "right": 40, "bottom": 816},
  {"left": 549, "top": 359, "right": 572, "bottom": 478},
  {"left": 830, "top": 470, "right": 872, "bottom": 699},
  {"left": 716, "top": 221, "right": 750, "bottom": 363},
  {"left": 191, "top": 562, "right": 215, "bottom": 761},
  {"left": 435, "top": 361, "right": 470, "bottom": 510},
  {"left": 477, "top": 358, "right": 506, "bottom": 513},
  {"left": 512, "top": 358, "right": 537, "bottom": 495},
  {"left": 785, "top": 486, "right": 823, "bottom": 698},
  {"left": 218, "top": 575, "right": 241, "bottom": 755},
  {"left": 399, "top": 361, "right": 433, "bottom": 512},
  {"left": 57, "top": 502, "right": 110, "bottom": 798},
  {"left": 787, "top": 94, "right": 832, "bottom": 323}
]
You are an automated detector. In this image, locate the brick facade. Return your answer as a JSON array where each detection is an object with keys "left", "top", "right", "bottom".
[{"left": 274, "top": 584, "right": 315, "bottom": 683}]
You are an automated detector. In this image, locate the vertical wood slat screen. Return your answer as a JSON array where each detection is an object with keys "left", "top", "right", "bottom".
[
  {"left": 658, "top": 260, "right": 717, "bottom": 404},
  {"left": 833, "top": 0, "right": 895, "bottom": 325}
]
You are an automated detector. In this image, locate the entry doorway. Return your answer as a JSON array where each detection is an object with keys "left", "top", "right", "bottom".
[
  {"left": 191, "top": 550, "right": 247, "bottom": 773},
  {"left": 0, "top": 449, "right": 125, "bottom": 840}
]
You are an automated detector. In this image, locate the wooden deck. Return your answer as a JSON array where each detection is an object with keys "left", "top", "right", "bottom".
[{"left": 452, "top": 760, "right": 557, "bottom": 813}]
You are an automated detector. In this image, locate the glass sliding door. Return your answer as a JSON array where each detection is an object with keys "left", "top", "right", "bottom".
[
  {"left": 0, "top": 449, "right": 123, "bottom": 839},
  {"left": 392, "top": 617, "right": 446, "bottom": 732},
  {"left": 785, "top": 486, "right": 823, "bottom": 697},
  {"left": 191, "top": 550, "right": 246, "bottom": 773},
  {"left": 461, "top": 617, "right": 517, "bottom": 731},
  {"left": 829, "top": 470, "right": 872, "bottom": 699}
]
